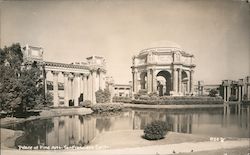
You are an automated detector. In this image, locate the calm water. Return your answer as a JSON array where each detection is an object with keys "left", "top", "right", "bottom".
[{"left": 4, "top": 105, "right": 250, "bottom": 148}]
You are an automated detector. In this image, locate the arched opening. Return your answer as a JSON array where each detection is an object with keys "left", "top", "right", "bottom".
[
  {"left": 140, "top": 72, "right": 147, "bottom": 90},
  {"left": 156, "top": 71, "right": 172, "bottom": 96},
  {"left": 181, "top": 71, "right": 188, "bottom": 95}
]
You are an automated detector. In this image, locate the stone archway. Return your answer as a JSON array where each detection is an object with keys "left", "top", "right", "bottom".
[{"left": 157, "top": 71, "right": 172, "bottom": 96}]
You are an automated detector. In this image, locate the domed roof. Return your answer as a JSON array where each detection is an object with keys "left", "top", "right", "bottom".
[
  {"left": 138, "top": 41, "right": 193, "bottom": 57},
  {"left": 149, "top": 40, "right": 181, "bottom": 49}
]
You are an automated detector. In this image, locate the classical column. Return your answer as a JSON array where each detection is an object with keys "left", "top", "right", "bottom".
[
  {"left": 235, "top": 88, "right": 238, "bottom": 101},
  {"left": 248, "top": 85, "right": 250, "bottom": 100},
  {"left": 80, "top": 75, "right": 84, "bottom": 95},
  {"left": 186, "top": 71, "right": 190, "bottom": 94},
  {"left": 147, "top": 69, "right": 151, "bottom": 93},
  {"left": 63, "top": 72, "right": 69, "bottom": 106},
  {"left": 52, "top": 71, "right": 59, "bottom": 107},
  {"left": 190, "top": 70, "right": 194, "bottom": 94},
  {"left": 227, "top": 85, "right": 231, "bottom": 102},
  {"left": 178, "top": 68, "right": 182, "bottom": 93},
  {"left": 83, "top": 74, "right": 88, "bottom": 101},
  {"left": 242, "top": 85, "right": 245, "bottom": 100},
  {"left": 224, "top": 86, "right": 227, "bottom": 102},
  {"left": 173, "top": 68, "right": 178, "bottom": 92},
  {"left": 152, "top": 69, "right": 157, "bottom": 93},
  {"left": 92, "top": 70, "right": 97, "bottom": 104},
  {"left": 44, "top": 71, "right": 48, "bottom": 94},
  {"left": 133, "top": 69, "right": 138, "bottom": 93},
  {"left": 88, "top": 74, "right": 92, "bottom": 101},
  {"left": 132, "top": 71, "right": 135, "bottom": 92},
  {"left": 68, "top": 74, "right": 74, "bottom": 101},
  {"left": 238, "top": 86, "right": 242, "bottom": 101},
  {"left": 74, "top": 73, "right": 81, "bottom": 106}
]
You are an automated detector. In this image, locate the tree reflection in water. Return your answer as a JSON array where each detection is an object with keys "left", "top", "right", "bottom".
[
  {"left": 4, "top": 105, "right": 250, "bottom": 148},
  {"left": 15, "top": 119, "right": 54, "bottom": 147},
  {"left": 96, "top": 118, "right": 111, "bottom": 133}
]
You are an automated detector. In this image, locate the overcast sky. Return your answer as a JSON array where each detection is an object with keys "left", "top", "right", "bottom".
[{"left": 1, "top": 0, "right": 249, "bottom": 84}]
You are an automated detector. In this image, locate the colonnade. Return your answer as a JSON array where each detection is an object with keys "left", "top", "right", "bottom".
[
  {"left": 47, "top": 69, "right": 105, "bottom": 107},
  {"left": 132, "top": 67, "right": 194, "bottom": 96},
  {"left": 222, "top": 77, "right": 250, "bottom": 102}
]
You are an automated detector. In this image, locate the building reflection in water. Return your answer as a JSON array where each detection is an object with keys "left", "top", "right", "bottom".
[
  {"left": 46, "top": 115, "right": 96, "bottom": 147},
  {"left": 131, "top": 105, "right": 250, "bottom": 138},
  {"left": 9, "top": 105, "right": 250, "bottom": 147},
  {"left": 132, "top": 110, "right": 193, "bottom": 134}
]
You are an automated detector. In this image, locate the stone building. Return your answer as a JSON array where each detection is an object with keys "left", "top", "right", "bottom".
[
  {"left": 131, "top": 41, "right": 196, "bottom": 96},
  {"left": 222, "top": 76, "right": 250, "bottom": 102},
  {"left": 114, "top": 84, "right": 132, "bottom": 97},
  {"left": 22, "top": 44, "right": 106, "bottom": 107}
]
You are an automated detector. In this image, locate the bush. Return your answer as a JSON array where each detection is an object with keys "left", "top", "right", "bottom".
[
  {"left": 143, "top": 121, "right": 168, "bottom": 140},
  {"left": 112, "top": 96, "right": 132, "bottom": 103},
  {"left": 80, "top": 100, "right": 92, "bottom": 108},
  {"left": 209, "top": 89, "right": 218, "bottom": 97},
  {"left": 91, "top": 103, "right": 123, "bottom": 113},
  {"left": 132, "top": 96, "right": 223, "bottom": 105},
  {"left": 138, "top": 89, "right": 147, "bottom": 95},
  {"left": 95, "top": 89, "right": 111, "bottom": 103}
]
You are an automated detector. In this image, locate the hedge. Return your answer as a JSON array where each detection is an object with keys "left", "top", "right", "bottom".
[
  {"left": 91, "top": 103, "right": 124, "bottom": 113},
  {"left": 132, "top": 96, "right": 223, "bottom": 105},
  {"left": 112, "top": 96, "right": 132, "bottom": 103}
]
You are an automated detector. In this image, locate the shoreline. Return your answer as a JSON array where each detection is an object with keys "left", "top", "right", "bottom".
[
  {"left": 0, "top": 107, "right": 93, "bottom": 126},
  {"left": 1, "top": 103, "right": 228, "bottom": 126},
  {"left": 123, "top": 103, "right": 225, "bottom": 109},
  {"left": 1, "top": 128, "right": 249, "bottom": 154}
]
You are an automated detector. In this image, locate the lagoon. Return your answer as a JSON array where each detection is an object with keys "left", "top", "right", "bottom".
[{"left": 4, "top": 105, "right": 250, "bottom": 148}]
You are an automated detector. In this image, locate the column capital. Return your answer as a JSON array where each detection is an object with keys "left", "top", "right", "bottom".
[
  {"left": 68, "top": 73, "right": 74, "bottom": 79},
  {"left": 177, "top": 68, "right": 182, "bottom": 72},
  {"left": 74, "top": 73, "right": 81, "bottom": 77},
  {"left": 52, "top": 71, "right": 60, "bottom": 75},
  {"left": 173, "top": 68, "right": 178, "bottom": 71},
  {"left": 91, "top": 69, "right": 97, "bottom": 73},
  {"left": 62, "top": 72, "right": 70, "bottom": 76}
]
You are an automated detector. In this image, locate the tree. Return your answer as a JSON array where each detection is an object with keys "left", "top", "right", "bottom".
[
  {"left": 95, "top": 88, "right": 111, "bottom": 103},
  {"left": 0, "top": 43, "right": 48, "bottom": 114},
  {"left": 209, "top": 89, "right": 218, "bottom": 97}
]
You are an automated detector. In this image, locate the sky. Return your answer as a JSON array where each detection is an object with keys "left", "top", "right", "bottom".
[{"left": 0, "top": 0, "right": 249, "bottom": 84}]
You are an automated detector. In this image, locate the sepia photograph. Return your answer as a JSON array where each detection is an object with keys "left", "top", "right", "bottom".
[{"left": 0, "top": 0, "right": 249, "bottom": 155}]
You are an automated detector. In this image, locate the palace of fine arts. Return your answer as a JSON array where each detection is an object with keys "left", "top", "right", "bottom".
[{"left": 0, "top": 0, "right": 249, "bottom": 155}]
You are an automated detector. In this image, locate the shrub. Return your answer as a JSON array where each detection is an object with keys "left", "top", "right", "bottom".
[
  {"left": 209, "top": 89, "right": 218, "bottom": 97},
  {"left": 138, "top": 89, "right": 147, "bottom": 95},
  {"left": 91, "top": 103, "right": 123, "bottom": 113},
  {"left": 112, "top": 96, "right": 132, "bottom": 103},
  {"left": 95, "top": 89, "right": 111, "bottom": 103},
  {"left": 143, "top": 121, "right": 168, "bottom": 140},
  {"left": 80, "top": 100, "right": 92, "bottom": 108},
  {"left": 132, "top": 96, "right": 223, "bottom": 105}
]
